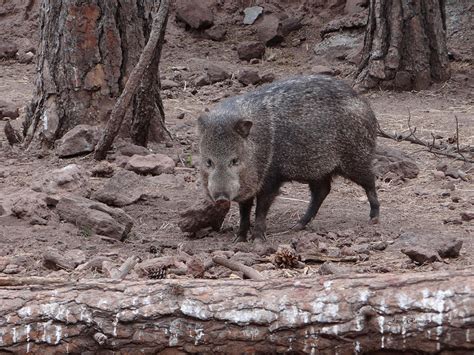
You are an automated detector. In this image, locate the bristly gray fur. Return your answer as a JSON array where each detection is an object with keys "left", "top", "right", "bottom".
[{"left": 198, "top": 74, "right": 380, "bottom": 241}]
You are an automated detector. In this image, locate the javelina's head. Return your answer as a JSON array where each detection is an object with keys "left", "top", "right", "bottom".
[{"left": 198, "top": 112, "right": 254, "bottom": 204}]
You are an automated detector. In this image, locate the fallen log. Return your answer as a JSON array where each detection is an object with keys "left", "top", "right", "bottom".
[{"left": 0, "top": 270, "right": 473, "bottom": 354}]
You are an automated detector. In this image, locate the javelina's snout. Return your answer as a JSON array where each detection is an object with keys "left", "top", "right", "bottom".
[{"left": 213, "top": 192, "right": 230, "bottom": 203}]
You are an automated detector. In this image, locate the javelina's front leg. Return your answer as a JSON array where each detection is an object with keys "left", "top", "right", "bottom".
[
  {"left": 233, "top": 198, "right": 253, "bottom": 243},
  {"left": 252, "top": 182, "right": 281, "bottom": 241}
]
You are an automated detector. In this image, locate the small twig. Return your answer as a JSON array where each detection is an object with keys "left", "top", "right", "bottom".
[
  {"left": 212, "top": 256, "right": 265, "bottom": 280},
  {"left": 111, "top": 256, "right": 139, "bottom": 280}
]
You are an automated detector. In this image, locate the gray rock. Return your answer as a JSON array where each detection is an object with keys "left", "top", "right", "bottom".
[
  {"left": 205, "top": 25, "right": 227, "bottom": 41},
  {"left": 437, "top": 239, "right": 463, "bottom": 258},
  {"left": 311, "top": 65, "right": 336, "bottom": 76},
  {"left": 256, "top": 14, "right": 283, "bottom": 46},
  {"left": 243, "top": 6, "right": 263, "bottom": 25},
  {"left": 344, "top": 0, "right": 368, "bottom": 14},
  {"left": 373, "top": 146, "right": 419, "bottom": 181},
  {"left": 460, "top": 211, "right": 474, "bottom": 222},
  {"left": 194, "top": 74, "right": 211, "bottom": 87},
  {"left": 161, "top": 79, "right": 180, "bottom": 90},
  {"left": 116, "top": 140, "right": 150, "bottom": 156},
  {"left": 401, "top": 247, "right": 442, "bottom": 264},
  {"left": 0, "top": 43, "right": 18, "bottom": 59},
  {"left": 206, "top": 63, "right": 230, "bottom": 83},
  {"left": 280, "top": 17, "right": 303, "bottom": 36},
  {"left": 17, "top": 51, "right": 34, "bottom": 64},
  {"left": 237, "top": 69, "right": 260, "bottom": 86},
  {"left": 56, "top": 195, "right": 134, "bottom": 240},
  {"left": 32, "top": 164, "right": 90, "bottom": 197},
  {"left": 237, "top": 41, "right": 266, "bottom": 61},
  {"left": 0, "top": 100, "right": 20, "bottom": 120},
  {"left": 92, "top": 169, "right": 145, "bottom": 207},
  {"left": 175, "top": 0, "right": 213, "bottom": 29},
  {"left": 260, "top": 72, "right": 276, "bottom": 84},
  {"left": 314, "top": 32, "right": 364, "bottom": 61},
  {"left": 125, "top": 154, "right": 175, "bottom": 176},
  {"left": 55, "top": 125, "right": 100, "bottom": 158}
]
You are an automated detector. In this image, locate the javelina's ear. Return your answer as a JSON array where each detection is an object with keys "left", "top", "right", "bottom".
[{"left": 234, "top": 120, "right": 253, "bottom": 138}]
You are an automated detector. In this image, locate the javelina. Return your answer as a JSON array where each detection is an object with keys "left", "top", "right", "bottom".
[{"left": 198, "top": 75, "right": 380, "bottom": 242}]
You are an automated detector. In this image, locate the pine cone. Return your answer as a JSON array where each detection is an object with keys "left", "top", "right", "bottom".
[
  {"left": 270, "top": 244, "right": 301, "bottom": 269},
  {"left": 145, "top": 266, "right": 167, "bottom": 279}
]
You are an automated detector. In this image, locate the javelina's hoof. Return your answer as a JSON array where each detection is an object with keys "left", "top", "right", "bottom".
[
  {"left": 233, "top": 234, "right": 248, "bottom": 243},
  {"left": 370, "top": 217, "right": 379, "bottom": 225},
  {"left": 291, "top": 222, "right": 305, "bottom": 232},
  {"left": 250, "top": 230, "right": 267, "bottom": 242}
]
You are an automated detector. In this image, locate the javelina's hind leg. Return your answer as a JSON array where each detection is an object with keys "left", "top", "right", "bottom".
[
  {"left": 233, "top": 198, "right": 254, "bottom": 243},
  {"left": 293, "top": 176, "right": 331, "bottom": 231},
  {"left": 252, "top": 181, "right": 282, "bottom": 242},
  {"left": 347, "top": 169, "right": 380, "bottom": 224}
]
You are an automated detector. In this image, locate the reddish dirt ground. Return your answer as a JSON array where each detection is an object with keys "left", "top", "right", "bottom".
[{"left": 0, "top": 1, "right": 472, "bottom": 281}]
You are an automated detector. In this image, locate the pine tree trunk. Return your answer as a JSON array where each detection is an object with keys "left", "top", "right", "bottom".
[
  {"left": 23, "top": 0, "right": 166, "bottom": 149},
  {"left": 0, "top": 270, "right": 473, "bottom": 354},
  {"left": 354, "top": 0, "right": 450, "bottom": 91}
]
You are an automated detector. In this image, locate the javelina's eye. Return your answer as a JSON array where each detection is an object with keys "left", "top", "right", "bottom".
[
  {"left": 231, "top": 158, "right": 239, "bottom": 166},
  {"left": 206, "top": 159, "right": 213, "bottom": 168}
]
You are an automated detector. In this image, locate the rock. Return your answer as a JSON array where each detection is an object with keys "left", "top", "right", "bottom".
[
  {"left": 161, "top": 79, "right": 180, "bottom": 90},
  {"left": 116, "top": 140, "right": 150, "bottom": 156},
  {"left": 55, "top": 125, "right": 100, "bottom": 158},
  {"left": 91, "top": 161, "right": 115, "bottom": 178},
  {"left": 260, "top": 72, "right": 276, "bottom": 83},
  {"left": 401, "top": 247, "right": 442, "bottom": 264},
  {"left": 311, "top": 65, "right": 336, "bottom": 76},
  {"left": 0, "top": 99, "right": 20, "bottom": 120},
  {"left": 460, "top": 211, "right": 474, "bottom": 221},
  {"left": 373, "top": 146, "right": 419, "bottom": 181},
  {"left": 314, "top": 32, "right": 364, "bottom": 61},
  {"left": 186, "top": 256, "right": 206, "bottom": 278},
  {"left": 32, "top": 164, "right": 90, "bottom": 197},
  {"left": 205, "top": 25, "right": 227, "bottom": 41},
  {"left": 243, "top": 6, "right": 263, "bottom": 25},
  {"left": 0, "top": 43, "right": 18, "bottom": 59},
  {"left": 178, "top": 198, "right": 230, "bottom": 234},
  {"left": 437, "top": 239, "right": 463, "bottom": 258},
  {"left": 237, "top": 69, "right": 260, "bottom": 86},
  {"left": 256, "top": 14, "right": 283, "bottom": 46},
  {"left": 319, "top": 261, "right": 349, "bottom": 275},
  {"left": 237, "top": 41, "right": 266, "bottom": 61},
  {"left": 92, "top": 169, "right": 145, "bottom": 207},
  {"left": 344, "top": 0, "right": 368, "bottom": 14},
  {"left": 194, "top": 74, "right": 211, "bottom": 87},
  {"left": 280, "top": 17, "right": 303, "bottom": 36},
  {"left": 10, "top": 191, "right": 52, "bottom": 224},
  {"left": 56, "top": 195, "right": 133, "bottom": 241},
  {"left": 17, "top": 51, "right": 34, "bottom": 64},
  {"left": 321, "top": 11, "right": 368, "bottom": 36},
  {"left": 206, "top": 63, "right": 230, "bottom": 83},
  {"left": 43, "top": 248, "right": 86, "bottom": 271},
  {"left": 125, "top": 154, "right": 175, "bottom": 176},
  {"left": 175, "top": 0, "right": 213, "bottom": 30}
]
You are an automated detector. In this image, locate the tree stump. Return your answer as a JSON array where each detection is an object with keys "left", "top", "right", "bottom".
[
  {"left": 0, "top": 270, "right": 472, "bottom": 353},
  {"left": 354, "top": 0, "right": 450, "bottom": 91},
  {"left": 24, "top": 0, "right": 166, "bottom": 149}
]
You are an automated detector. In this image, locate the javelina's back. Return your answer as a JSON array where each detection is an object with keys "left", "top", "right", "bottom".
[{"left": 199, "top": 75, "right": 380, "bottom": 242}]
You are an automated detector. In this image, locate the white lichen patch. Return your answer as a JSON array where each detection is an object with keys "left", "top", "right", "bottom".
[
  {"left": 180, "top": 299, "right": 211, "bottom": 320},
  {"left": 215, "top": 308, "right": 277, "bottom": 325}
]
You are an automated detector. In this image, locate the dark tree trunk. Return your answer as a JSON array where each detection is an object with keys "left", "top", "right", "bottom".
[
  {"left": 354, "top": 0, "right": 450, "bottom": 91},
  {"left": 24, "top": 0, "right": 166, "bottom": 149},
  {"left": 0, "top": 270, "right": 473, "bottom": 354}
]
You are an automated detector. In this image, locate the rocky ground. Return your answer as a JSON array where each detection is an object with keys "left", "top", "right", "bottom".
[{"left": 0, "top": 0, "right": 473, "bottom": 282}]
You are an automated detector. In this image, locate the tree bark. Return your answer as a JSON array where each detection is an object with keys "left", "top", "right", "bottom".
[
  {"left": 0, "top": 270, "right": 472, "bottom": 354},
  {"left": 354, "top": 0, "right": 450, "bottom": 91},
  {"left": 94, "top": 0, "right": 169, "bottom": 160},
  {"left": 24, "top": 0, "right": 167, "bottom": 150}
]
